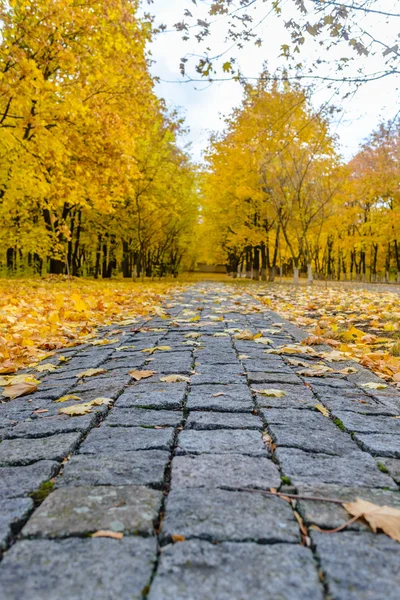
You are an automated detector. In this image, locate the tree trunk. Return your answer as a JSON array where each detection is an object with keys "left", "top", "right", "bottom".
[
  {"left": 307, "top": 263, "right": 313, "bottom": 285},
  {"left": 260, "top": 243, "right": 267, "bottom": 281},
  {"left": 293, "top": 263, "right": 299, "bottom": 285},
  {"left": 49, "top": 258, "right": 65, "bottom": 275}
]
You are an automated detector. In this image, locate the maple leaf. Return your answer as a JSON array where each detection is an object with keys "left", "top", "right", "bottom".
[
  {"left": 76, "top": 368, "right": 107, "bottom": 379},
  {"left": 129, "top": 370, "right": 155, "bottom": 381},
  {"left": 343, "top": 498, "right": 400, "bottom": 543},
  {"left": 2, "top": 381, "right": 38, "bottom": 400},
  {"left": 253, "top": 388, "right": 286, "bottom": 397},
  {"left": 160, "top": 374, "right": 190, "bottom": 383}
]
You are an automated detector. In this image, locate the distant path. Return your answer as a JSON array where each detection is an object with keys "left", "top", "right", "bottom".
[{"left": 0, "top": 283, "right": 399, "bottom": 599}]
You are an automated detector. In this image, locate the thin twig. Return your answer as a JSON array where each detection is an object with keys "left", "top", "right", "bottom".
[{"left": 237, "top": 488, "right": 345, "bottom": 504}]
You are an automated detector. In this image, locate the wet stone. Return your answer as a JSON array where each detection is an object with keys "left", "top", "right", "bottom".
[
  {"left": 0, "top": 433, "right": 83, "bottom": 466},
  {"left": 185, "top": 411, "right": 262, "bottom": 430},
  {"left": 59, "top": 451, "right": 169, "bottom": 488},
  {"left": 186, "top": 384, "right": 253, "bottom": 412},
  {"left": 353, "top": 433, "right": 400, "bottom": 458},
  {"left": 106, "top": 408, "right": 182, "bottom": 428},
  {"left": 162, "top": 488, "right": 299, "bottom": 543},
  {"left": 313, "top": 531, "right": 400, "bottom": 600},
  {"left": 296, "top": 484, "right": 400, "bottom": 531},
  {"left": 0, "top": 537, "right": 157, "bottom": 600},
  {"left": 149, "top": 541, "right": 323, "bottom": 600},
  {"left": 79, "top": 425, "right": 174, "bottom": 454},
  {"left": 171, "top": 454, "right": 281, "bottom": 489},
  {"left": 3, "top": 413, "right": 100, "bottom": 439},
  {"left": 0, "top": 461, "right": 60, "bottom": 499},
  {"left": 177, "top": 429, "right": 268, "bottom": 457},
  {"left": 23, "top": 485, "right": 162, "bottom": 538},
  {"left": 0, "top": 498, "right": 33, "bottom": 550},
  {"left": 275, "top": 448, "right": 396, "bottom": 488}
]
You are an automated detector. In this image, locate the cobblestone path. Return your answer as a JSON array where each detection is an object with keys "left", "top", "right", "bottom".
[{"left": 0, "top": 284, "right": 400, "bottom": 599}]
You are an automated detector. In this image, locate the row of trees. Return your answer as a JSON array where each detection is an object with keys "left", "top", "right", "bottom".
[
  {"left": 200, "top": 76, "right": 400, "bottom": 283},
  {"left": 0, "top": 0, "right": 198, "bottom": 278}
]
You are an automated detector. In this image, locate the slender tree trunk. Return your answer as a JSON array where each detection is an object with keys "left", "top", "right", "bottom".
[
  {"left": 260, "top": 243, "right": 267, "bottom": 281},
  {"left": 307, "top": 263, "right": 313, "bottom": 285}
]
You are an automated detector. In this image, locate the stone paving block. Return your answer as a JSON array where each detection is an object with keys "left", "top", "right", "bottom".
[
  {"left": 59, "top": 451, "right": 169, "bottom": 488},
  {"left": 0, "top": 461, "right": 60, "bottom": 499},
  {"left": 190, "top": 367, "right": 246, "bottom": 386},
  {"left": 74, "top": 374, "right": 130, "bottom": 397},
  {"left": 148, "top": 540, "right": 323, "bottom": 600},
  {"left": 353, "top": 433, "right": 400, "bottom": 457},
  {"left": 332, "top": 411, "right": 400, "bottom": 434},
  {"left": 0, "top": 432, "right": 83, "bottom": 466},
  {"left": 116, "top": 383, "right": 186, "bottom": 410},
  {"left": 253, "top": 383, "right": 316, "bottom": 408},
  {"left": 321, "top": 394, "right": 399, "bottom": 416},
  {"left": 162, "top": 488, "right": 299, "bottom": 543},
  {"left": 295, "top": 484, "right": 400, "bottom": 530},
  {"left": 275, "top": 448, "right": 396, "bottom": 488},
  {"left": 0, "top": 537, "right": 156, "bottom": 600},
  {"left": 0, "top": 498, "right": 33, "bottom": 550},
  {"left": 23, "top": 485, "right": 162, "bottom": 537},
  {"left": 3, "top": 413, "right": 100, "bottom": 439},
  {"left": 247, "top": 371, "right": 302, "bottom": 385},
  {"left": 101, "top": 357, "right": 145, "bottom": 371},
  {"left": 185, "top": 411, "right": 261, "bottom": 430},
  {"left": 307, "top": 378, "right": 355, "bottom": 390},
  {"left": 243, "top": 361, "right": 293, "bottom": 373},
  {"left": 270, "top": 422, "right": 358, "bottom": 456},
  {"left": 186, "top": 384, "right": 253, "bottom": 412},
  {"left": 171, "top": 454, "right": 281, "bottom": 489},
  {"left": 375, "top": 456, "right": 400, "bottom": 482},
  {"left": 312, "top": 531, "right": 400, "bottom": 600},
  {"left": 79, "top": 425, "right": 174, "bottom": 454},
  {"left": 177, "top": 429, "right": 268, "bottom": 456},
  {"left": 106, "top": 408, "right": 182, "bottom": 427}
]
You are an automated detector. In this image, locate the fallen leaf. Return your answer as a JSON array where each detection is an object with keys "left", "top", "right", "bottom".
[
  {"left": 343, "top": 498, "right": 400, "bottom": 543},
  {"left": 254, "top": 337, "right": 272, "bottom": 345},
  {"left": 92, "top": 530, "right": 124, "bottom": 540},
  {"left": 55, "top": 394, "right": 82, "bottom": 403},
  {"left": 315, "top": 404, "right": 330, "bottom": 417},
  {"left": 141, "top": 346, "right": 172, "bottom": 354},
  {"left": 35, "top": 363, "right": 57, "bottom": 373},
  {"left": 2, "top": 381, "right": 38, "bottom": 399},
  {"left": 76, "top": 368, "right": 107, "bottom": 379},
  {"left": 90, "top": 397, "right": 113, "bottom": 406},
  {"left": 0, "top": 361, "right": 18, "bottom": 374},
  {"left": 361, "top": 382, "right": 388, "bottom": 390},
  {"left": 296, "top": 366, "right": 334, "bottom": 377},
  {"left": 234, "top": 329, "right": 255, "bottom": 340},
  {"left": 254, "top": 388, "right": 286, "bottom": 397},
  {"left": 33, "top": 409, "right": 48, "bottom": 414},
  {"left": 171, "top": 534, "right": 185, "bottom": 543},
  {"left": 129, "top": 370, "right": 155, "bottom": 381},
  {"left": 160, "top": 374, "right": 190, "bottom": 383},
  {"left": 212, "top": 392, "right": 226, "bottom": 397},
  {"left": 59, "top": 402, "right": 93, "bottom": 416}
]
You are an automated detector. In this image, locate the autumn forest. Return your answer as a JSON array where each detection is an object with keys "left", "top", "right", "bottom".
[{"left": 1, "top": 0, "right": 399, "bottom": 284}]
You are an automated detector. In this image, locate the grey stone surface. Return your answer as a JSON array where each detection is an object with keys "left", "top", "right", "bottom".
[
  {"left": 0, "top": 432, "right": 83, "bottom": 466},
  {"left": 187, "top": 384, "right": 253, "bottom": 412},
  {"left": 332, "top": 411, "right": 400, "bottom": 434},
  {"left": 354, "top": 433, "right": 400, "bottom": 457},
  {"left": 59, "top": 451, "right": 169, "bottom": 488},
  {"left": 74, "top": 374, "right": 130, "bottom": 397},
  {"left": 275, "top": 448, "right": 396, "bottom": 487},
  {"left": 190, "top": 367, "right": 246, "bottom": 385},
  {"left": 247, "top": 371, "right": 302, "bottom": 385},
  {"left": 313, "top": 531, "right": 400, "bottom": 600},
  {"left": 3, "top": 413, "right": 99, "bottom": 439},
  {"left": 253, "top": 383, "right": 316, "bottom": 408},
  {"left": 296, "top": 484, "right": 400, "bottom": 530},
  {"left": 270, "top": 423, "right": 358, "bottom": 455},
  {"left": 0, "top": 497, "right": 33, "bottom": 550},
  {"left": 171, "top": 454, "right": 281, "bottom": 489},
  {"left": 375, "top": 457, "right": 400, "bottom": 482},
  {"left": 177, "top": 429, "right": 268, "bottom": 456},
  {"left": 149, "top": 541, "right": 323, "bottom": 600},
  {"left": 0, "top": 537, "right": 156, "bottom": 600},
  {"left": 116, "top": 384, "right": 186, "bottom": 409},
  {"left": 23, "top": 485, "right": 162, "bottom": 537},
  {"left": 0, "top": 461, "right": 59, "bottom": 499},
  {"left": 322, "top": 394, "right": 399, "bottom": 415},
  {"left": 106, "top": 408, "right": 182, "bottom": 427},
  {"left": 185, "top": 411, "right": 261, "bottom": 430},
  {"left": 79, "top": 425, "right": 174, "bottom": 454},
  {"left": 162, "top": 488, "right": 299, "bottom": 543}
]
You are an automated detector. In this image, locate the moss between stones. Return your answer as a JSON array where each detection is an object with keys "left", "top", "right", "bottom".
[
  {"left": 333, "top": 418, "right": 345, "bottom": 432},
  {"left": 280, "top": 475, "right": 291, "bottom": 485},
  {"left": 30, "top": 481, "right": 54, "bottom": 506},
  {"left": 377, "top": 462, "right": 389, "bottom": 474}
]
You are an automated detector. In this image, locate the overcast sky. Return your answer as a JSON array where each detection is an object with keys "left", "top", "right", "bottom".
[{"left": 147, "top": 0, "right": 400, "bottom": 163}]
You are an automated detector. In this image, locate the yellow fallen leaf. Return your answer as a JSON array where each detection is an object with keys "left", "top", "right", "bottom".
[
  {"left": 254, "top": 388, "right": 286, "bottom": 397},
  {"left": 35, "top": 363, "right": 57, "bottom": 373},
  {"left": 361, "top": 382, "right": 388, "bottom": 390},
  {"left": 58, "top": 356, "right": 71, "bottom": 363},
  {"left": 55, "top": 394, "right": 82, "bottom": 403},
  {"left": 315, "top": 404, "right": 330, "bottom": 417},
  {"left": 92, "top": 530, "right": 124, "bottom": 540},
  {"left": 171, "top": 534, "right": 185, "bottom": 543},
  {"left": 0, "top": 374, "right": 40, "bottom": 386},
  {"left": 90, "top": 338, "right": 119, "bottom": 346},
  {"left": 129, "top": 370, "right": 155, "bottom": 381},
  {"left": 213, "top": 333, "right": 228, "bottom": 337},
  {"left": 184, "top": 333, "right": 202, "bottom": 339},
  {"left": 254, "top": 337, "right": 272, "bottom": 345},
  {"left": 234, "top": 329, "right": 255, "bottom": 340},
  {"left": 59, "top": 402, "right": 93, "bottom": 416},
  {"left": 0, "top": 361, "right": 18, "bottom": 374},
  {"left": 71, "top": 293, "right": 89, "bottom": 312},
  {"left": 76, "top": 368, "right": 107, "bottom": 379},
  {"left": 90, "top": 397, "right": 113, "bottom": 406},
  {"left": 238, "top": 354, "right": 250, "bottom": 360},
  {"left": 297, "top": 366, "right": 334, "bottom": 377},
  {"left": 141, "top": 346, "right": 172, "bottom": 354},
  {"left": 343, "top": 498, "right": 400, "bottom": 543},
  {"left": 160, "top": 374, "right": 190, "bottom": 383},
  {"left": 2, "top": 381, "right": 38, "bottom": 399}
]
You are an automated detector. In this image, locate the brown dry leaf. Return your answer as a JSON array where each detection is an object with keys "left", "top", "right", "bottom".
[
  {"left": 262, "top": 433, "right": 276, "bottom": 452},
  {"left": 212, "top": 392, "right": 226, "bottom": 397},
  {"left": 90, "top": 397, "right": 113, "bottom": 406},
  {"left": 265, "top": 345, "right": 319, "bottom": 357},
  {"left": 33, "top": 408, "right": 48, "bottom": 414},
  {"left": 297, "top": 366, "right": 334, "bottom": 377},
  {"left": 343, "top": 498, "right": 400, "bottom": 543},
  {"left": 129, "top": 370, "right": 155, "bottom": 381},
  {"left": 92, "top": 530, "right": 124, "bottom": 540},
  {"left": 287, "top": 358, "right": 310, "bottom": 368},
  {"left": 238, "top": 354, "right": 250, "bottom": 360},
  {"left": 76, "top": 368, "right": 107, "bottom": 379},
  {"left": 254, "top": 337, "right": 272, "bottom": 345},
  {"left": 234, "top": 329, "right": 255, "bottom": 340},
  {"left": 2, "top": 381, "right": 38, "bottom": 399},
  {"left": 55, "top": 394, "right": 82, "bottom": 403},
  {"left": 254, "top": 388, "right": 286, "bottom": 397},
  {"left": 0, "top": 361, "right": 18, "bottom": 374},
  {"left": 336, "top": 367, "right": 358, "bottom": 375},
  {"left": 160, "top": 374, "right": 190, "bottom": 383},
  {"left": 171, "top": 534, "right": 185, "bottom": 543},
  {"left": 315, "top": 404, "right": 330, "bottom": 417}
]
